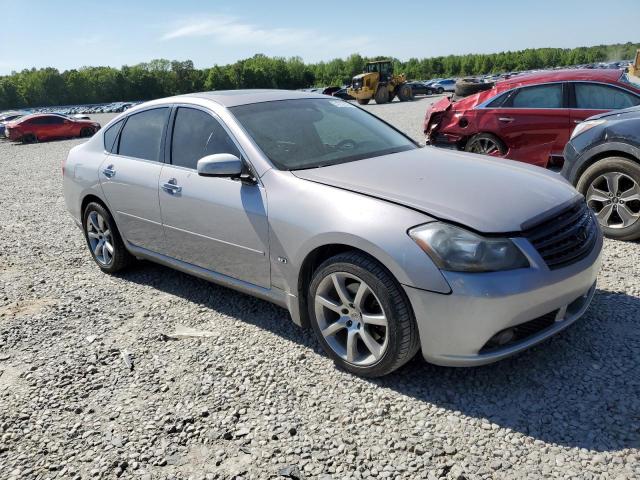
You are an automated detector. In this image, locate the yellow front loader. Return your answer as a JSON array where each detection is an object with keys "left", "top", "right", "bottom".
[{"left": 347, "top": 60, "right": 414, "bottom": 105}]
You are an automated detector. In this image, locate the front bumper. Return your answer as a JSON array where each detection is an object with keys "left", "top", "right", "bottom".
[{"left": 404, "top": 233, "right": 603, "bottom": 367}]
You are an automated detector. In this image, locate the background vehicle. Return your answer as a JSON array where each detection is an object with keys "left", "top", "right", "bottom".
[
  {"left": 407, "top": 81, "right": 434, "bottom": 96},
  {"left": 425, "top": 69, "right": 640, "bottom": 168},
  {"left": 431, "top": 79, "right": 456, "bottom": 94},
  {"left": 0, "top": 111, "right": 26, "bottom": 137},
  {"left": 64, "top": 90, "right": 601, "bottom": 377},
  {"left": 347, "top": 60, "right": 414, "bottom": 105},
  {"left": 332, "top": 88, "right": 355, "bottom": 100},
  {"left": 563, "top": 105, "right": 640, "bottom": 240},
  {"left": 5, "top": 113, "right": 100, "bottom": 143}
]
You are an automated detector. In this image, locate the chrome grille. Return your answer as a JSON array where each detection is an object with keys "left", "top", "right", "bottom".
[{"left": 524, "top": 201, "right": 598, "bottom": 270}]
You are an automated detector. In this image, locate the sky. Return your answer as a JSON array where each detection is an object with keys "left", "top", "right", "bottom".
[{"left": 0, "top": 0, "right": 638, "bottom": 75}]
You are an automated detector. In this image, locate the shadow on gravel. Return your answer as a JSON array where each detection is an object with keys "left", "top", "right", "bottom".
[{"left": 119, "top": 264, "right": 640, "bottom": 453}]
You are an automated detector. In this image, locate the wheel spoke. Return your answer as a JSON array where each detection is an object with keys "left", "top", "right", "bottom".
[
  {"left": 595, "top": 203, "right": 615, "bottom": 226},
  {"left": 97, "top": 214, "right": 106, "bottom": 232},
  {"left": 362, "top": 313, "right": 387, "bottom": 327},
  {"left": 103, "top": 229, "right": 111, "bottom": 239},
  {"left": 353, "top": 282, "right": 369, "bottom": 310},
  {"left": 102, "top": 243, "right": 110, "bottom": 262},
  {"left": 321, "top": 320, "right": 346, "bottom": 338},
  {"left": 104, "top": 241, "right": 114, "bottom": 255},
  {"left": 87, "top": 231, "right": 100, "bottom": 240},
  {"left": 89, "top": 213, "right": 100, "bottom": 232},
  {"left": 93, "top": 240, "right": 104, "bottom": 257},
  {"left": 617, "top": 204, "right": 640, "bottom": 228},
  {"left": 603, "top": 172, "right": 622, "bottom": 195},
  {"left": 346, "top": 330, "right": 358, "bottom": 363},
  {"left": 359, "top": 330, "right": 382, "bottom": 360},
  {"left": 331, "top": 273, "right": 351, "bottom": 306},
  {"left": 316, "top": 294, "right": 343, "bottom": 314},
  {"left": 620, "top": 183, "right": 640, "bottom": 202},
  {"left": 586, "top": 185, "right": 610, "bottom": 203}
]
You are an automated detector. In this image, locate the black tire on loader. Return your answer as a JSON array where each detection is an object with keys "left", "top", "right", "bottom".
[
  {"left": 455, "top": 79, "right": 495, "bottom": 97},
  {"left": 397, "top": 84, "right": 414, "bottom": 102},
  {"left": 374, "top": 86, "right": 389, "bottom": 104},
  {"left": 357, "top": 98, "right": 371, "bottom": 105}
]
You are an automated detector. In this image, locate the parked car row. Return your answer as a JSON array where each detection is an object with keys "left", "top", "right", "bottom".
[
  {"left": 29, "top": 101, "right": 139, "bottom": 116},
  {"left": 424, "top": 68, "right": 640, "bottom": 240}
]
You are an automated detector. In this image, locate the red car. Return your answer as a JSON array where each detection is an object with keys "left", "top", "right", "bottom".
[
  {"left": 424, "top": 70, "right": 640, "bottom": 168},
  {"left": 5, "top": 113, "right": 101, "bottom": 143}
]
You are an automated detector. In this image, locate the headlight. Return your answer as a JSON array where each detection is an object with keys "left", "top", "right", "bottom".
[
  {"left": 570, "top": 119, "right": 605, "bottom": 140},
  {"left": 408, "top": 222, "right": 529, "bottom": 272}
]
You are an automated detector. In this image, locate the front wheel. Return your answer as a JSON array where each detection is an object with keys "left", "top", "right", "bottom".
[
  {"left": 356, "top": 98, "right": 370, "bottom": 105},
  {"left": 308, "top": 251, "right": 420, "bottom": 377},
  {"left": 577, "top": 157, "right": 640, "bottom": 240},
  {"left": 397, "top": 84, "right": 414, "bottom": 102},
  {"left": 374, "top": 87, "right": 389, "bottom": 104}
]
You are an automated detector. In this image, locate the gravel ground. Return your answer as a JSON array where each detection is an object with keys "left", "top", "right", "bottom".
[{"left": 0, "top": 101, "right": 639, "bottom": 480}]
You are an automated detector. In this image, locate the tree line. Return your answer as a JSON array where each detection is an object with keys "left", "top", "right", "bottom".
[{"left": 1, "top": 42, "right": 638, "bottom": 110}]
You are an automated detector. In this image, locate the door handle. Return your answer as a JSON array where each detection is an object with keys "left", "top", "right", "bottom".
[
  {"left": 102, "top": 165, "right": 116, "bottom": 178},
  {"left": 162, "top": 178, "right": 182, "bottom": 194},
  {"left": 498, "top": 117, "right": 514, "bottom": 123}
]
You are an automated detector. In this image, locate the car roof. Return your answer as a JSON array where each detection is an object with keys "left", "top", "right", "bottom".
[
  {"left": 180, "top": 89, "right": 329, "bottom": 108},
  {"left": 497, "top": 69, "right": 623, "bottom": 90}
]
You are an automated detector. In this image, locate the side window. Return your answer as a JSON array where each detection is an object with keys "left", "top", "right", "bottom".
[
  {"left": 574, "top": 83, "right": 640, "bottom": 110},
  {"left": 32, "top": 117, "right": 47, "bottom": 125},
  {"left": 103, "top": 119, "right": 123, "bottom": 152},
  {"left": 485, "top": 91, "right": 510, "bottom": 108},
  {"left": 509, "top": 84, "right": 563, "bottom": 108},
  {"left": 118, "top": 108, "right": 169, "bottom": 161},
  {"left": 170, "top": 107, "right": 241, "bottom": 170},
  {"left": 50, "top": 116, "right": 64, "bottom": 125}
]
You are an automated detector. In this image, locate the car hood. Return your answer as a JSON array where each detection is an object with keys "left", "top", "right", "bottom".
[
  {"left": 583, "top": 105, "right": 640, "bottom": 121},
  {"left": 291, "top": 148, "right": 580, "bottom": 233}
]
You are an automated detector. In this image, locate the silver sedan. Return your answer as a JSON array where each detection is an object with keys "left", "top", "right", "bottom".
[{"left": 63, "top": 90, "right": 602, "bottom": 377}]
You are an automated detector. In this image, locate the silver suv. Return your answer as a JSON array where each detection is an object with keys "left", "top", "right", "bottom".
[{"left": 63, "top": 90, "right": 602, "bottom": 377}]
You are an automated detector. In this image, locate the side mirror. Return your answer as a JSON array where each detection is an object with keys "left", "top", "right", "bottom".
[{"left": 197, "top": 153, "right": 243, "bottom": 177}]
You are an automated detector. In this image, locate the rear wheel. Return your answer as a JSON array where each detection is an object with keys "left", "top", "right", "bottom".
[
  {"left": 436, "top": 87, "right": 444, "bottom": 94},
  {"left": 397, "top": 84, "right": 414, "bottom": 102},
  {"left": 308, "top": 251, "right": 420, "bottom": 377},
  {"left": 465, "top": 133, "right": 507, "bottom": 157},
  {"left": 80, "top": 127, "right": 94, "bottom": 138},
  {"left": 374, "top": 87, "right": 389, "bottom": 104},
  {"left": 83, "top": 202, "right": 134, "bottom": 273},
  {"left": 22, "top": 133, "right": 37, "bottom": 144},
  {"left": 356, "top": 98, "right": 370, "bottom": 105},
  {"left": 577, "top": 157, "right": 640, "bottom": 240}
]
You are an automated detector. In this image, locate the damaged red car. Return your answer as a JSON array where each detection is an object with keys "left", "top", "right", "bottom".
[{"left": 424, "top": 70, "right": 640, "bottom": 168}]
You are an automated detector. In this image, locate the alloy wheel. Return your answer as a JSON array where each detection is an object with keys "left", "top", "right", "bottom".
[
  {"left": 86, "top": 211, "right": 114, "bottom": 266},
  {"left": 586, "top": 172, "right": 640, "bottom": 229},
  {"left": 314, "top": 272, "right": 388, "bottom": 366},
  {"left": 467, "top": 137, "right": 502, "bottom": 156}
]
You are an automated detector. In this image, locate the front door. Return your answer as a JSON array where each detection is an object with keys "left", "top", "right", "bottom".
[
  {"left": 99, "top": 107, "right": 170, "bottom": 253},
  {"left": 158, "top": 106, "right": 270, "bottom": 288}
]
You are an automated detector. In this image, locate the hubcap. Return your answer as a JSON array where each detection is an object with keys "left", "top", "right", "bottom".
[
  {"left": 314, "top": 272, "right": 388, "bottom": 367},
  {"left": 86, "top": 211, "right": 114, "bottom": 266},
  {"left": 586, "top": 172, "right": 640, "bottom": 229},
  {"left": 468, "top": 138, "right": 502, "bottom": 156}
]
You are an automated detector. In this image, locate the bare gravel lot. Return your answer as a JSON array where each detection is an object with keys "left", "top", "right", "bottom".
[{"left": 0, "top": 100, "right": 639, "bottom": 480}]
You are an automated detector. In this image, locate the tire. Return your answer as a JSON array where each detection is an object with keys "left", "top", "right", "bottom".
[
  {"left": 455, "top": 79, "right": 494, "bottom": 97},
  {"left": 465, "top": 133, "right": 507, "bottom": 157},
  {"left": 22, "top": 133, "right": 37, "bottom": 144},
  {"left": 374, "top": 86, "right": 389, "bottom": 104},
  {"left": 436, "top": 87, "right": 444, "bottom": 94},
  {"left": 576, "top": 157, "right": 640, "bottom": 241},
  {"left": 307, "top": 251, "right": 420, "bottom": 377},
  {"left": 80, "top": 127, "right": 94, "bottom": 138},
  {"left": 397, "top": 84, "right": 414, "bottom": 102},
  {"left": 82, "top": 202, "right": 134, "bottom": 273},
  {"left": 356, "top": 98, "right": 370, "bottom": 105}
]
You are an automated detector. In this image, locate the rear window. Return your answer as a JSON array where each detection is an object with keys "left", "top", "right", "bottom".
[
  {"left": 574, "top": 82, "right": 640, "bottom": 110},
  {"left": 118, "top": 108, "right": 169, "bottom": 161},
  {"left": 103, "top": 119, "right": 124, "bottom": 152}
]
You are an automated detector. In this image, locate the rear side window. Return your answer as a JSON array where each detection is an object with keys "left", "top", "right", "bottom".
[
  {"left": 103, "top": 119, "right": 123, "bottom": 152},
  {"left": 574, "top": 83, "right": 640, "bottom": 110},
  {"left": 485, "top": 91, "right": 510, "bottom": 108},
  {"left": 118, "top": 108, "right": 169, "bottom": 161},
  {"left": 510, "top": 84, "right": 563, "bottom": 108},
  {"left": 170, "top": 107, "right": 241, "bottom": 170}
]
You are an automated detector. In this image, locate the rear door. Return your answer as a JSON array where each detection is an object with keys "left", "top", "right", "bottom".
[
  {"left": 570, "top": 81, "right": 640, "bottom": 126},
  {"left": 158, "top": 105, "right": 270, "bottom": 287},
  {"left": 476, "top": 82, "right": 570, "bottom": 167},
  {"left": 99, "top": 107, "right": 170, "bottom": 253}
]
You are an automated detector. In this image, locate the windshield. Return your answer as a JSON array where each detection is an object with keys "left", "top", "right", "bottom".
[
  {"left": 230, "top": 98, "right": 416, "bottom": 170},
  {"left": 620, "top": 73, "right": 640, "bottom": 90}
]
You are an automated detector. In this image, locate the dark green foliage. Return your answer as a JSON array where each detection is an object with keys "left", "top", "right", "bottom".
[{"left": 1, "top": 43, "right": 638, "bottom": 110}]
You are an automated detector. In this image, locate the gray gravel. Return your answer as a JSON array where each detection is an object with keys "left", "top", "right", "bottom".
[{"left": 0, "top": 102, "right": 639, "bottom": 480}]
